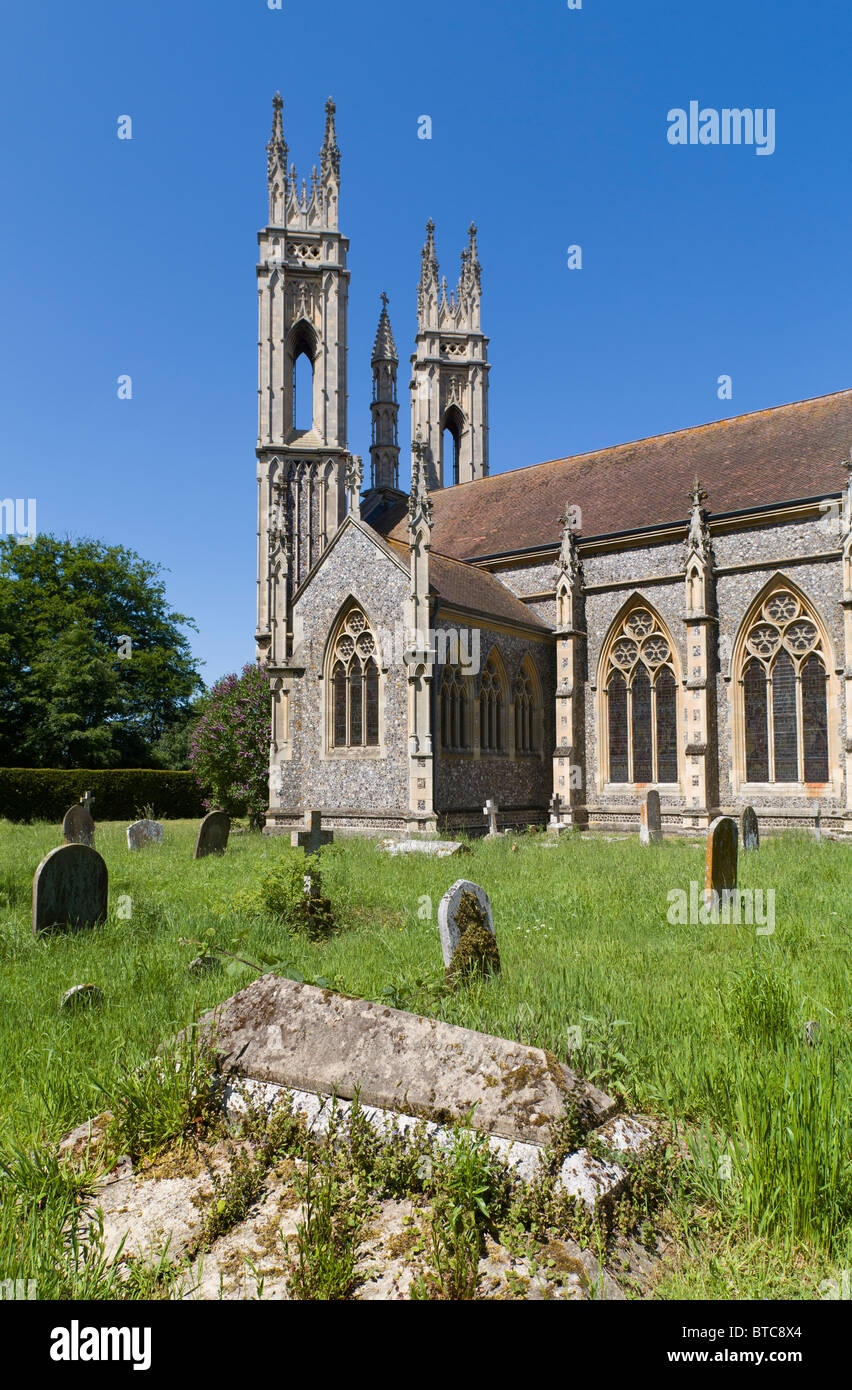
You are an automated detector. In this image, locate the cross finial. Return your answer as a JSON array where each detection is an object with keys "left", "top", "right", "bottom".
[
  {"left": 689, "top": 476, "right": 707, "bottom": 509},
  {"left": 380, "top": 290, "right": 388, "bottom": 309}
]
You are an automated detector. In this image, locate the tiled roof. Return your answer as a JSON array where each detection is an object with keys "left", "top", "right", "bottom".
[
  {"left": 375, "top": 390, "right": 852, "bottom": 561},
  {"left": 384, "top": 538, "right": 550, "bottom": 631}
]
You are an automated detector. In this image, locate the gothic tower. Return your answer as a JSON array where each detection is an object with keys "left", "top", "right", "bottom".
[
  {"left": 410, "top": 221, "right": 490, "bottom": 490},
  {"left": 256, "top": 94, "right": 351, "bottom": 668},
  {"left": 370, "top": 293, "right": 400, "bottom": 491}
]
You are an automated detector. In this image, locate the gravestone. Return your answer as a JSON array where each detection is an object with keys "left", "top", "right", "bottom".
[
  {"left": 813, "top": 804, "right": 822, "bottom": 844},
  {"left": 32, "top": 844, "right": 108, "bottom": 935},
  {"left": 62, "top": 803, "right": 95, "bottom": 848},
  {"left": 126, "top": 819, "right": 164, "bottom": 851},
  {"left": 548, "top": 793, "right": 565, "bottom": 831},
  {"left": 639, "top": 789, "right": 662, "bottom": 845},
  {"left": 437, "top": 879, "right": 495, "bottom": 968},
  {"left": 291, "top": 810, "right": 333, "bottom": 854},
  {"left": 741, "top": 806, "right": 759, "bottom": 852},
  {"left": 704, "top": 815, "right": 738, "bottom": 908},
  {"left": 193, "top": 810, "right": 230, "bottom": 860},
  {"left": 482, "top": 799, "right": 499, "bottom": 836},
  {"left": 61, "top": 984, "right": 103, "bottom": 1012}
]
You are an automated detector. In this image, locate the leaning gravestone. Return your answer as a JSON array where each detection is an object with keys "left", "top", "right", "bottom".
[
  {"left": 32, "top": 844, "right": 108, "bottom": 936},
  {"left": 741, "top": 806, "right": 759, "bottom": 852},
  {"left": 62, "top": 803, "right": 95, "bottom": 848},
  {"left": 127, "top": 819, "right": 164, "bottom": 851},
  {"left": 705, "top": 815, "right": 738, "bottom": 907},
  {"left": 193, "top": 810, "right": 230, "bottom": 860},
  {"left": 437, "top": 879, "right": 495, "bottom": 968},
  {"left": 639, "top": 789, "right": 662, "bottom": 845}
]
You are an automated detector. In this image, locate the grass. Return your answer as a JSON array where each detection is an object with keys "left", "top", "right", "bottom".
[{"left": 0, "top": 818, "right": 850, "bottom": 1298}]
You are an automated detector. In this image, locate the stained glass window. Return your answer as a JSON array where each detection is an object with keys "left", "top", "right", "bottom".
[
  {"left": 329, "top": 609, "right": 380, "bottom": 750},
  {"left": 740, "top": 587, "right": 830, "bottom": 785},
  {"left": 604, "top": 607, "right": 678, "bottom": 782}
]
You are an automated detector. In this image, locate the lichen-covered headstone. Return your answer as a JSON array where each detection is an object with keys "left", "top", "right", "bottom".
[
  {"left": 741, "top": 806, "right": 759, "bottom": 852},
  {"left": 291, "top": 810, "right": 333, "bottom": 854},
  {"left": 193, "top": 810, "right": 230, "bottom": 860},
  {"left": 127, "top": 819, "right": 164, "bottom": 851},
  {"left": 704, "top": 815, "right": 738, "bottom": 907},
  {"left": 33, "top": 844, "right": 108, "bottom": 935},
  {"left": 437, "top": 879, "right": 495, "bottom": 967},
  {"left": 62, "top": 803, "right": 95, "bottom": 848},
  {"left": 639, "top": 789, "right": 662, "bottom": 845}
]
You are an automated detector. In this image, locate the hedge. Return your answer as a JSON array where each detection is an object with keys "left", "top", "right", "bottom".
[{"left": 0, "top": 769, "right": 206, "bottom": 824}]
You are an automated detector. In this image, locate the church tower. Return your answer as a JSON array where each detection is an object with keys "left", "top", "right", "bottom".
[
  {"left": 256, "top": 94, "right": 351, "bottom": 667},
  {"left": 409, "top": 221, "right": 490, "bottom": 490}
]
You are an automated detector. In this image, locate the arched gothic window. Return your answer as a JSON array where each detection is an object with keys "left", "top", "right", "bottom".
[
  {"left": 329, "top": 608, "right": 380, "bottom": 750},
  {"left": 514, "top": 658, "right": 540, "bottom": 754},
  {"left": 740, "top": 588, "right": 829, "bottom": 783},
  {"left": 603, "top": 607, "right": 679, "bottom": 783},
  {"left": 440, "top": 667, "right": 470, "bottom": 752},
  {"left": 479, "top": 654, "right": 505, "bottom": 753}
]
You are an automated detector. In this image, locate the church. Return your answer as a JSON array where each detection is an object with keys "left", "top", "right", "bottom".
[{"left": 256, "top": 96, "right": 852, "bottom": 838}]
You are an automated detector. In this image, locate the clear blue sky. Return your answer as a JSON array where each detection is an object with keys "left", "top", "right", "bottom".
[{"left": 2, "top": 0, "right": 850, "bottom": 683}]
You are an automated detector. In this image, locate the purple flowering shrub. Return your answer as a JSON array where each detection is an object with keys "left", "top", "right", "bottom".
[{"left": 189, "top": 663, "right": 271, "bottom": 828}]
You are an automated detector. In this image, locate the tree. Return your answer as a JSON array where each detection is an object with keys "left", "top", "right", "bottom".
[
  {"left": 188, "top": 664, "right": 271, "bottom": 827},
  {"left": 0, "top": 534, "right": 203, "bottom": 767}
]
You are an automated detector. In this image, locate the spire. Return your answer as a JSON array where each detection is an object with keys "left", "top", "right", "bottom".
[
  {"left": 417, "top": 220, "right": 440, "bottom": 331},
  {"left": 408, "top": 430, "right": 433, "bottom": 532},
  {"left": 266, "top": 92, "right": 288, "bottom": 224},
  {"left": 372, "top": 291, "right": 398, "bottom": 364},
  {"left": 556, "top": 504, "right": 583, "bottom": 589},
  {"left": 320, "top": 96, "right": 340, "bottom": 181},
  {"left": 684, "top": 477, "right": 712, "bottom": 566}
]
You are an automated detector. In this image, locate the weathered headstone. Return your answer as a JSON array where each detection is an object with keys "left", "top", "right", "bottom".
[
  {"left": 126, "top": 819, "right": 164, "bottom": 851},
  {"left": 61, "top": 984, "right": 104, "bottom": 1012},
  {"left": 62, "top": 803, "right": 95, "bottom": 848},
  {"left": 437, "top": 879, "right": 495, "bottom": 968},
  {"left": 548, "top": 793, "right": 565, "bottom": 832},
  {"left": 291, "top": 810, "right": 333, "bottom": 855},
  {"left": 193, "top": 810, "right": 230, "bottom": 860},
  {"left": 741, "top": 806, "right": 759, "bottom": 852},
  {"left": 483, "top": 798, "right": 499, "bottom": 836},
  {"left": 704, "top": 815, "right": 738, "bottom": 908},
  {"left": 32, "top": 844, "right": 108, "bottom": 935},
  {"left": 639, "top": 789, "right": 662, "bottom": 845},
  {"left": 813, "top": 804, "right": 822, "bottom": 844}
]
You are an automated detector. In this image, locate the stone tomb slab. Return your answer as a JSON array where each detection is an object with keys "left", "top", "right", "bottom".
[
  {"left": 127, "top": 819, "right": 164, "bottom": 851},
  {"left": 378, "top": 839, "right": 464, "bottom": 858},
  {"left": 741, "top": 806, "right": 759, "bottom": 852},
  {"left": 32, "top": 844, "right": 108, "bottom": 935},
  {"left": 193, "top": 810, "right": 230, "bottom": 860},
  {"left": 194, "top": 975, "right": 616, "bottom": 1148},
  {"left": 437, "top": 878, "right": 495, "bottom": 967},
  {"left": 62, "top": 803, "right": 95, "bottom": 848}
]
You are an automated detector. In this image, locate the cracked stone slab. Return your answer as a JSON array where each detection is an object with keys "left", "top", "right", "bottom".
[
  {"left": 377, "top": 839, "right": 466, "bottom": 857},
  {"left": 195, "top": 975, "right": 616, "bottom": 1148},
  {"left": 559, "top": 1115, "right": 656, "bottom": 1209}
]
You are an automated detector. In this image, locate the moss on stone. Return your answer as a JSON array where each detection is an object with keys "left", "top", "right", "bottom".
[{"left": 445, "top": 891, "right": 500, "bottom": 987}]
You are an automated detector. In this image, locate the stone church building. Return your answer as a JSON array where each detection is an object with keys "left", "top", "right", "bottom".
[{"left": 256, "top": 96, "right": 852, "bottom": 838}]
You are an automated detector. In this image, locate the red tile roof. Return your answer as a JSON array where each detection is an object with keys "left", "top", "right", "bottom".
[
  {"left": 384, "top": 538, "right": 549, "bottom": 630},
  {"left": 375, "top": 390, "right": 852, "bottom": 560}
]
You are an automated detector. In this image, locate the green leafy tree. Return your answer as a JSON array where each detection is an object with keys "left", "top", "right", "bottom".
[
  {"left": 189, "top": 664, "right": 271, "bottom": 827},
  {"left": 0, "top": 534, "right": 203, "bottom": 767}
]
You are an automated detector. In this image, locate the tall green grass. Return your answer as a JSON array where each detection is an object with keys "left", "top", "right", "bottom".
[{"left": 1, "top": 818, "right": 849, "bottom": 1279}]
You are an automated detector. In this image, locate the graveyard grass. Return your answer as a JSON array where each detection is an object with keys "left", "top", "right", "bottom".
[{"left": 1, "top": 819, "right": 850, "bottom": 1300}]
